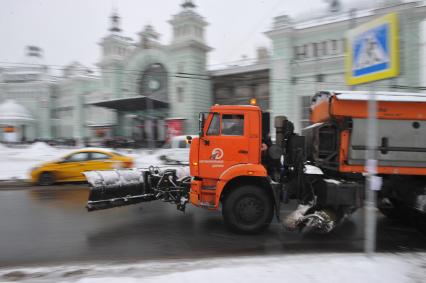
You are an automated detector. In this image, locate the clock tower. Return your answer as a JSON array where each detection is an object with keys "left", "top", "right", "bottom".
[
  {"left": 98, "top": 10, "right": 132, "bottom": 98},
  {"left": 168, "top": 0, "right": 212, "bottom": 133}
]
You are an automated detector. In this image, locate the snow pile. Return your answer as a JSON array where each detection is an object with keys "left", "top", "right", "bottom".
[
  {"left": 0, "top": 253, "right": 424, "bottom": 283},
  {"left": 0, "top": 143, "right": 67, "bottom": 180},
  {"left": 13, "top": 142, "right": 59, "bottom": 161},
  {"left": 84, "top": 166, "right": 189, "bottom": 190},
  {"left": 0, "top": 145, "right": 167, "bottom": 181},
  {"left": 0, "top": 143, "right": 8, "bottom": 152},
  {"left": 84, "top": 169, "right": 144, "bottom": 189},
  {"left": 174, "top": 166, "right": 190, "bottom": 179},
  {"left": 131, "top": 150, "right": 163, "bottom": 168},
  {"left": 283, "top": 204, "right": 311, "bottom": 230}
]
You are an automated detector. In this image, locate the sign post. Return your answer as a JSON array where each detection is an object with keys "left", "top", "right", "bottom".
[{"left": 345, "top": 13, "right": 399, "bottom": 256}]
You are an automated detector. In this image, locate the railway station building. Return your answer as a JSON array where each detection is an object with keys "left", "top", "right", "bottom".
[{"left": 1, "top": 0, "right": 425, "bottom": 143}]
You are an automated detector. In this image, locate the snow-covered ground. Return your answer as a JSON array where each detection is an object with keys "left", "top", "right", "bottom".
[
  {"left": 0, "top": 253, "right": 425, "bottom": 283},
  {"left": 0, "top": 142, "right": 166, "bottom": 181}
]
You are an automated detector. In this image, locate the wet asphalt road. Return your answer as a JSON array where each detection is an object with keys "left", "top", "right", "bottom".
[{"left": 0, "top": 184, "right": 425, "bottom": 267}]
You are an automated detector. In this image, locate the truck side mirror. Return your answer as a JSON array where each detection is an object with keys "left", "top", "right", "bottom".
[
  {"left": 186, "top": 135, "right": 193, "bottom": 144},
  {"left": 199, "top": 113, "right": 205, "bottom": 138}
]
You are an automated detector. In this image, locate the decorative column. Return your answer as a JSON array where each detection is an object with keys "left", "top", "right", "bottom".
[{"left": 266, "top": 16, "right": 296, "bottom": 133}]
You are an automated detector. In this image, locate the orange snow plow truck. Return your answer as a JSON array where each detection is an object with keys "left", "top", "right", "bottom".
[{"left": 84, "top": 91, "right": 426, "bottom": 234}]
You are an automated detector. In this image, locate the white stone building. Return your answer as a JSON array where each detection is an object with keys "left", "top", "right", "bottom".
[
  {"left": 53, "top": 62, "right": 101, "bottom": 139},
  {"left": 90, "top": 0, "right": 212, "bottom": 142},
  {"left": 2, "top": 0, "right": 425, "bottom": 143},
  {"left": 0, "top": 46, "right": 55, "bottom": 142},
  {"left": 266, "top": 0, "right": 426, "bottom": 132}
]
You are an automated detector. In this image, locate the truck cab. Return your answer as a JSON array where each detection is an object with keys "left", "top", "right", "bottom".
[{"left": 188, "top": 105, "right": 276, "bottom": 233}]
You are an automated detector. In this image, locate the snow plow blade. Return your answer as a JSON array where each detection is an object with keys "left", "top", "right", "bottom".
[
  {"left": 84, "top": 169, "right": 155, "bottom": 211},
  {"left": 84, "top": 167, "right": 191, "bottom": 212}
]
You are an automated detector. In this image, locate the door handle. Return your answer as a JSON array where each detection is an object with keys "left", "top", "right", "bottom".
[
  {"left": 202, "top": 138, "right": 210, "bottom": 146},
  {"left": 238, "top": 150, "right": 248, "bottom": 154}
]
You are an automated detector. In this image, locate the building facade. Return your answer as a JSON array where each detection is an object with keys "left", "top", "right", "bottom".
[
  {"left": 54, "top": 62, "right": 101, "bottom": 140},
  {"left": 1, "top": 0, "right": 425, "bottom": 143},
  {"left": 0, "top": 46, "right": 55, "bottom": 142},
  {"left": 91, "top": 0, "right": 212, "bottom": 143},
  {"left": 266, "top": 0, "right": 426, "bottom": 133},
  {"left": 0, "top": 1, "right": 213, "bottom": 143},
  {"left": 211, "top": 47, "right": 270, "bottom": 110}
]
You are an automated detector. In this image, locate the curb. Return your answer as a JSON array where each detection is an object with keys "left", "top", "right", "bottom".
[{"left": 0, "top": 180, "right": 31, "bottom": 189}]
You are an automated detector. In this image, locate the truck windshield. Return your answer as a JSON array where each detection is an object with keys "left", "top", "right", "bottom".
[{"left": 207, "top": 113, "right": 220, "bottom": 135}]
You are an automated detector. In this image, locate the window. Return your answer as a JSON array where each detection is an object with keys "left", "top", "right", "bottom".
[
  {"left": 301, "top": 96, "right": 312, "bottom": 129},
  {"left": 316, "top": 42, "right": 324, "bottom": 57},
  {"left": 90, "top": 152, "right": 111, "bottom": 160},
  {"left": 331, "top": 40, "right": 338, "bottom": 54},
  {"left": 322, "top": 41, "right": 328, "bottom": 56},
  {"left": 207, "top": 113, "right": 220, "bottom": 135},
  {"left": 177, "top": 86, "right": 184, "bottom": 103},
  {"left": 312, "top": 43, "right": 318, "bottom": 57},
  {"left": 63, "top": 152, "right": 89, "bottom": 162},
  {"left": 222, "top": 114, "right": 244, "bottom": 136},
  {"left": 111, "top": 150, "right": 123, "bottom": 156},
  {"left": 178, "top": 140, "right": 187, "bottom": 148},
  {"left": 293, "top": 46, "right": 299, "bottom": 59},
  {"left": 303, "top": 44, "right": 308, "bottom": 58},
  {"left": 294, "top": 46, "right": 307, "bottom": 60}
]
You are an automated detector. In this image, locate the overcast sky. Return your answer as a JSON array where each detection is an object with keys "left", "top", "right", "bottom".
[{"left": 0, "top": 0, "right": 425, "bottom": 74}]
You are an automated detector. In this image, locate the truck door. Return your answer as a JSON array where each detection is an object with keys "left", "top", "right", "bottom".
[{"left": 198, "top": 112, "right": 249, "bottom": 179}]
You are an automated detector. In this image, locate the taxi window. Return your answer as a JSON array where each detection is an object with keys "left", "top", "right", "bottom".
[
  {"left": 222, "top": 114, "right": 244, "bottom": 136},
  {"left": 90, "top": 152, "right": 111, "bottom": 160},
  {"left": 63, "top": 152, "right": 89, "bottom": 162},
  {"left": 207, "top": 113, "right": 220, "bottom": 136}
]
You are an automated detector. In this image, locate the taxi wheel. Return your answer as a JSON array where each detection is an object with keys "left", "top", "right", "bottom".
[{"left": 38, "top": 172, "right": 55, "bottom": 186}]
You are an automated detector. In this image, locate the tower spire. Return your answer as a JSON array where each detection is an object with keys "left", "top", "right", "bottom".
[
  {"left": 181, "top": 0, "right": 196, "bottom": 9},
  {"left": 109, "top": 9, "right": 121, "bottom": 33}
]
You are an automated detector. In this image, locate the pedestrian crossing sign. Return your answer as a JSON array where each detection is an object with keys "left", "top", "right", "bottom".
[{"left": 345, "top": 13, "right": 399, "bottom": 85}]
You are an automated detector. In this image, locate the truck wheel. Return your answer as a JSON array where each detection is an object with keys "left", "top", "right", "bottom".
[
  {"left": 222, "top": 185, "right": 273, "bottom": 234},
  {"left": 38, "top": 172, "right": 55, "bottom": 186}
]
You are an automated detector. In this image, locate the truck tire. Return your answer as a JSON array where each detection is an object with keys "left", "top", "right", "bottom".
[
  {"left": 222, "top": 185, "right": 273, "bottom": 234},
  {"left": 38, "top": 172, "right": 55, "bottom": 186}
]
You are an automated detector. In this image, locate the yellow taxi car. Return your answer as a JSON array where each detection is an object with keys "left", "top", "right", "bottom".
[{"left": 30, "top": 148, "right": 134, "bottom": 185}]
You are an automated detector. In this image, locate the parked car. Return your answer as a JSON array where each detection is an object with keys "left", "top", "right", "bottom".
[
  {"left": 103, "top": 137, "right": 136, "bottom": 148},
  {"left": 30, "top": 148, "right": 134, "bottom": 185},
  {"left": 32, "top": 138, "right": 77, "bottom": 147},
  {"left": 157, "top": 135, "right": 195, "bottom": 164}
]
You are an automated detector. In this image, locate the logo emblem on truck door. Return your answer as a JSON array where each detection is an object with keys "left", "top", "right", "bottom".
[{"left": 210, "top": 148, "right": 224, "bottom": 160}]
